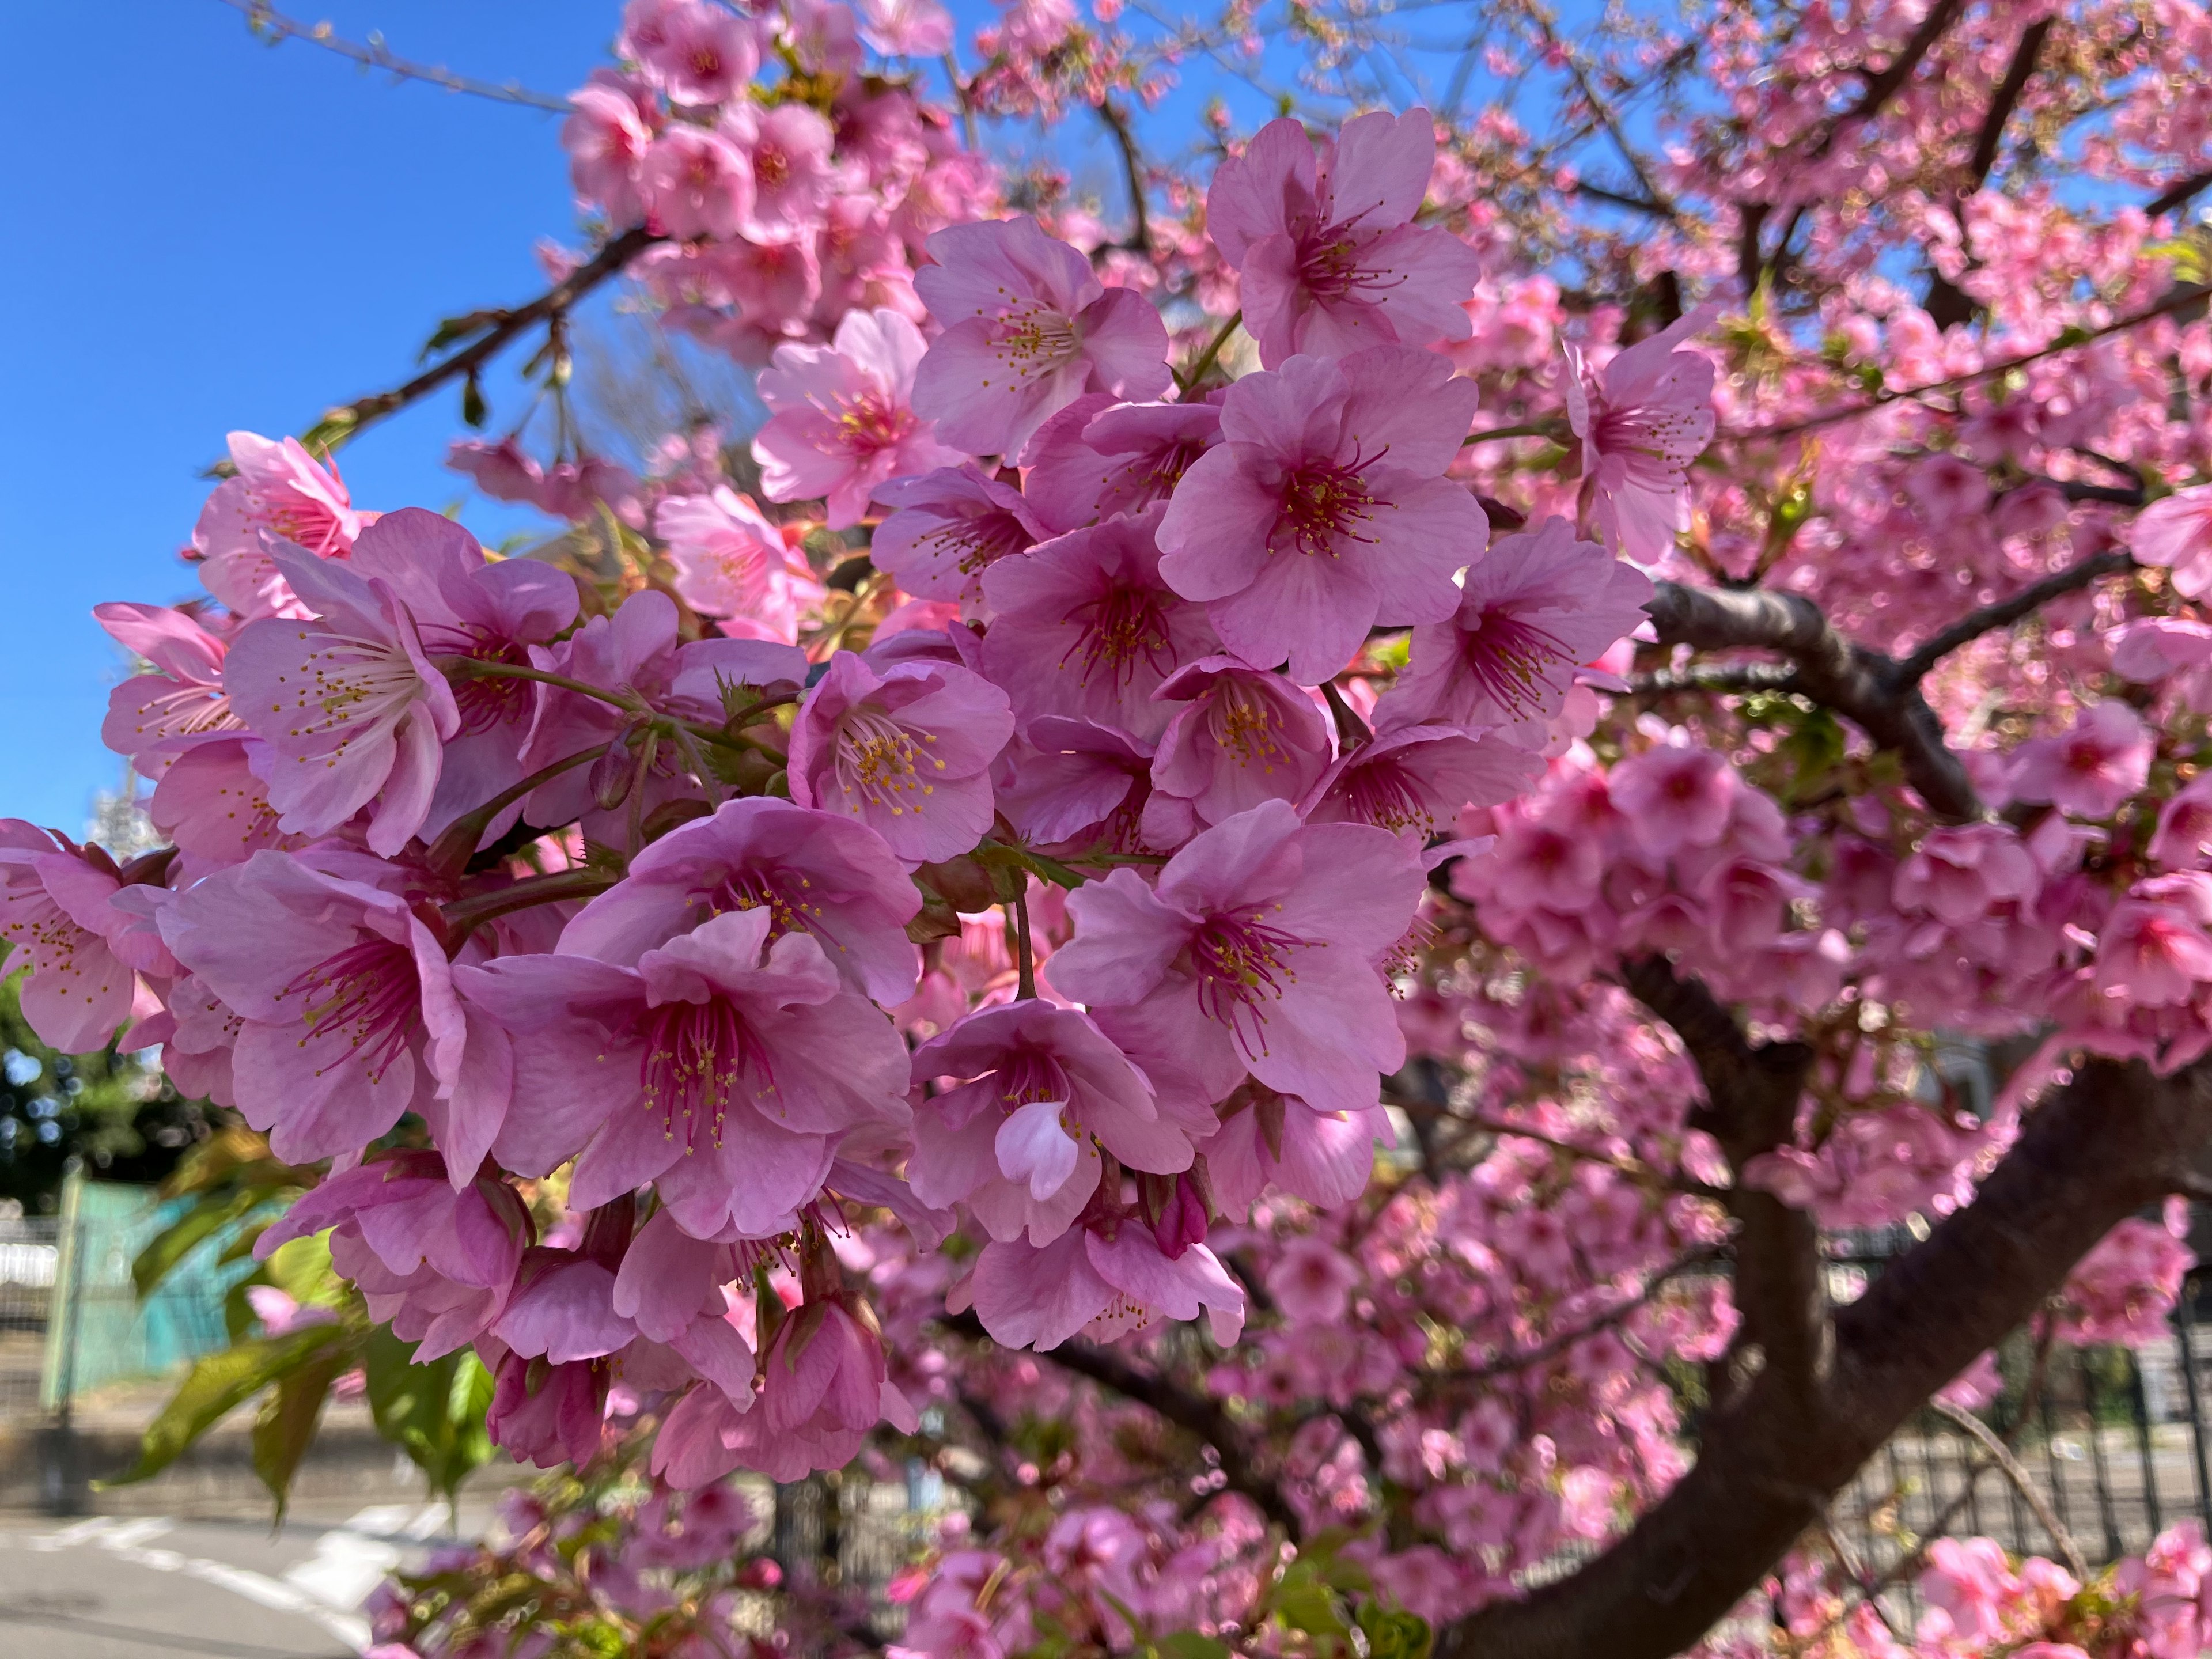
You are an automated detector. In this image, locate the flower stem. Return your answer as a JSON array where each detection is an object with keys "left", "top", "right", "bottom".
[
  {"left": 1011, "top": 889, "right": 1036, "bottom": 1000},
  {"left": 1177, "top": 310, "right": 1243, "bottom": 392}
]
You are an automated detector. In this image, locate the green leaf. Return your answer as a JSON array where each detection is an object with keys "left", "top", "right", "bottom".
[
  {"left": 365, "top": 1328, "right": 496, "bottom": 1506},
  {"left": 132, "top": 1185, "right": 261, "bottom": 1298},
  {"left": 1153, "top": 1634, "right": 1231, "bottom": 1659},
  {"left": 102, "top": 1325, "right": 353, "bottom": 1488},
  {"left": 421, "top": 308, "right": 507, "bottom": 361},
  {"left": 1358, "top": 1601, "right": 1434, "bottom": 1659},
  {"left": 253, "top": 1342, "right": 355, "bottom": 1521},
  {"left": 461, "top": 371, "right": 489, "bottom": 430}
]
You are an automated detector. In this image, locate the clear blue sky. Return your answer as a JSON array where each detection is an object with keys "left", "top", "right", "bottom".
[{"left": 0, "top": 0, "right": 1488, "bottom": 835}]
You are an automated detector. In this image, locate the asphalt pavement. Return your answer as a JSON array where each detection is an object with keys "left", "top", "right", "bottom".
[{"left": 0, "top": 1501, "right": 479, "bottom": 1657}]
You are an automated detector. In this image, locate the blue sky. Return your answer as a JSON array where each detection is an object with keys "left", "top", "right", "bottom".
[{"left": 0, "top": 0, "right": 1513, "bottom": 833}]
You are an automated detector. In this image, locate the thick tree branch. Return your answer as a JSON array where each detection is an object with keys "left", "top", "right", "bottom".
[
  {"left": 2147, "top": 168, "right": 2212, "bottom": 219},
  {"left": 1643, "top": 581, "right": 1980, "bottom": 820},
  {"left": 1896, "top": 548, "right": 2137, "bottom": 679},
  {"left": 1822, "top": 0, "right": 1969, "bottom": 150},
  {"left": 1436, "top": 1054, "right": 2212, "bottom": 1659},
  {"left": 310, "top": 225, "right": 662, "bottom": 448}
]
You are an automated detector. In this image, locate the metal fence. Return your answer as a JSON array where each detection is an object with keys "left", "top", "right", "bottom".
[{"left": 1828, "top": 1253, "right": 2212, "bottom": 1599}]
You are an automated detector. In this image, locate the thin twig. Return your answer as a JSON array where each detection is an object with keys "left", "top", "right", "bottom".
[
  {"left": 1930, "top": 1397, "right": 2089, "bottom": 1580},
  {"left": 215, "top": 0, "right": 574, "bottom": 111},
  {"left": 1096, "top": 97, "right": 1153, "bottom": 256},
  {"left": 1896, "top": 549, "right": 2137, "bottom": 680}
]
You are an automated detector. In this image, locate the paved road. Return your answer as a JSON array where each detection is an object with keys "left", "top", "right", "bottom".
[{"left": 0, "top": 1502, "right": 475, "bottom": 1657}]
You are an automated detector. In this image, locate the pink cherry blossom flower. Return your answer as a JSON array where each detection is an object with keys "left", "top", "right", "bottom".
[
  {"left": 732, "top": 101, "right": 840, "bottom": 243},
  {"left": 158, "top": 851, "right": 504, "bottom": 1167},
  {"left": 909, "top": 1001, "right": 1200, "bottom": 1244},
  {"left": 454, "top": 907, "right": 911, "bottom": 1237},
  {"left": 563, "top": 76, "right": 656, "bottom": 225},
  {"left": 752, "top": 308, "right": 964, "bottom": 528},
  {"left": 558, "top": 796, "right": 922, "bottom": 1003},
  {"left": 653, "top": 487, "right": 824, "bottom": 640},
  {"left": 2098, "top": 878, "right": 2212, "bottom": 1007},
  {"left": 1048, "top": 799, "right": 1424, "bottom": 1115},
  {"left": 2153, "top": 775, "right": 2212, "bottom": 868},
  {"left": 787, "top": 651, "right": 1014, "bottom": 864},
  {"left": 1892, "top": 823, "right": 2040, "bottom": 925},
  {"left": 224, "top": 541, "right": 461, "bottom": 855},
  {"left": 967, "top": 1215, "right": 1247, "bottom": 1350},
  {"left": 486, "top": 1349, "right": 609, "bottom": 1470},
  {"left": 192, "top": 431, "right": 363, "bottom": 618},
  {"left": 1021, "top": 394, "right": 1224, "bottom": 533},
  {"left": 2131, "top": 483, "right": 2212, "bottom": 598},
  {"left": 1608, "top": 746, "right": 1738, "bottom": 857},
  {"left": 94, "top": 603, "right": 237, "bottom": 775},
  {"left": 514, "top": 589, "right": 685, "bottom": 829},
  {"left": 642, "top": 123, "right": 752, "bottom": 242},
  {"left": 1206, "top": 109, "right": 1482, "bottom": 367},
  {"left": 978, "top": 508, "right": 1219, "bottom": 741},
  {"left": 148, "top": 735, "right": 295, "bottom": 871},
  {"left": 1375, "top": 516, "right": 1653, "bottom": 736},
  {"left": 1156, "top": 346, "right": 1483, "bottom": 683},
  {"left": 1266, "top": 1237, "right": 1361, "bottom": 1323},
  {"left": 911, "top": 217, "right": 1172, "bottom": 457},
  {"left": 857, "top": 0, "right": 955, "bottom": 55},
  {"left": 2009, "top": 699, "right": 2154, "bottom": 820},
  {"left": 255, "top": 1151, "right": 527, "bottom": 1359},
  {"left": 1563, "top": 308, "right": 1719, "bottom": 566},
  {"left": 1921, "top": 1537, "right": 2021, "bottom": 1645},
  {"left": 642, "top": 0, "right": 758, "bottom": 105},
  {"left": 1202, "top": 1086, "right": 1387, "bottom": 1215},
  {"left": 0, "top": 824, "right": 166, "bottom": 1051},
  {"left": 994, "top": 718, "right": 1160, "bottom": 853},
  {"left": 870, "top": 464, "right": 1048, "bottom": 605},
  {"left": 1143, "top": 657, "right": 1334, "bottom": 844},
  {"left": 1301, "top": 726, "right": 1542, "bottom": 838}
]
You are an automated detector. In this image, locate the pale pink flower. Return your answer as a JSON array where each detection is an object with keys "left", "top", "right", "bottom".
[
  {"left": 1266, "top": 1237, "right": 1361, "bottom": 1323},
  {"left": 1608, "top": 747, "right": 1737, "bottom": 857},
  {"left": 94, "top": 603, "right": 237, "bottom": 775},
  {"left": 752, "top": 308, "right": 964, "bottom": 528},
  {"left": 977, "top": 507, "right": 1219, "bottom": 741},
  {"left": 1300, "top": 726, "right": 1542, "bottom": 838},
  {"left": 642, "top": 123, "right": 752, "bottom": 241},
  {"left": 857, "top": 0, "right": 955, "bottom": 54},
  {"left": 787, "top": 650, "right": 1015, "bottom": 864},
  {"left": 1563, "top": 309, "right": 1719, "bottom": 566},
  {"left": 1921, "top": 1537, "right": 2021, "bottom": 1645},
  {"left": 1202, "top": 1086, "right": 1388, "bottom": 1215},
  {"left": 192, "top": 432, "right": 363, "bottom": 618},
  {"left": 2152, "top": 775, "right": 2212, "bottom": 867},
  {"left": 1892, "top": 823, "right": 2040, "bottom": 925},
  {"left": 2098, "top": 878, "right": 2212, "bottom": 1007},
  {"left": 967, "top": 1218, "right": 1247, "bottom": 1350},
  {"left": 640, "top": 0, "right": 759, "bottom": 105},
  {"left": 653, "top": 487, "right": 824, "bottom": 639},
  {"left": 2009, "top": 699, "right": 2153, "bottom": 819},
  {"left": 1206, "top": 109, "right": 1482, "bottom": 367},
  {"left": 562, "top": 76, "right": 656, "bottom": 225},
  {"left": 1144, "top": 657, "right": 1334, "bottom": 844},
  {"left": 1021, "top": 394, "right": 1224, "bottom": 533},
  {"left": 454, "top": 907, "right": 911, "bottom": 1237},
  {"left": 911, "top": 217, "right": 1172, "bottom": 457},
  {"left": 731, "top": 101, "right": 840, "bottom": 242},
  {"left": 147, "top": 736, "right": 294, "bottom": 871},
  {"left": 1156, "top": 346, "right": 1483, "bottom": 682},
  {"left": 870, "top": 464, "right": 1047, "bottom": 605},
  {"left": 909, "top": 1001, "right": 1200, "bottom": 1244},
  {"left": 558, "top": 796, "right": 922, "bottom": 1004},
  {"left": 1375, "top": 516, "right": 1652, "bottom": 737},
  {"left": 222, "top": 543, "right": 460, "bottom": 855},
  {"left": 0, "top": 824, "right": 167, "bottom": 1052},
  {"left": 2131, "top": 483, "right": 2212, "bottom": 598},
  {"left": 1047, "top": 799, "right": 1423, "bottom": 1115}
]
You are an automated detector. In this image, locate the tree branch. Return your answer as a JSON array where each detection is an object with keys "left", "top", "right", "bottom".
[
  {"left": 215, "top": 0, "right": 575, "bottom": 111},
  {"left": 1642, "top": 581, "right": 1980, "bottom": 820},
  {"left": 2147, "top": 168, "right": 2212, "bottom": 219},
  {"left": 308, "top": 225, "right": 662, "bottom": 449},
  {"left": 1435, "top": 1054, "right": 2212, "bottom": 1659},
  {"left": 1896, "top": 548, "right": 2137, "bottom": 679},
  {"left": 1926, "top": 17, "right": 2052, "bottom": 328},
  {"left": 1821, "top": 0, "right": 1969, "bottom": 150},
  {"left": 1095, "top": 98, "right": 1153, "bottom": 257}
]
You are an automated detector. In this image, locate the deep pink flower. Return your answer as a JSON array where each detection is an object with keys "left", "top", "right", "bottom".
[
  {"left": 1563, "top": 309, "right": 1718, "bottom": 566},
  {"left": 158, "top": 851, "right": 504, "bottom": 1167},
  {"left": 486, "top": 1350, "right": 609, "bottom": 1471},
  {"left": 752, "top": 308, "right": 964, "bottom": 528},
  {"left": 559, "top": 796, "right": 922, "bottom": 1003},
  {"left": 563, "top": 77, "right": 656, "bottom": 225},
  {"left": 224, "top": 541, "right": 461, "bottom": 855},
  {"left": 1376, "top": 516, "right": 1653, "bottom": 736},
  {"left": 1047, "top": 799, "right": 1423, "bottom": 1115},
  {"left": 2010, "top": 699, "right": 2154, "bottom": 819},
  {"left": 256, "top": 1152, "right": 527, "bottom": 1359},
  {"left": 857, "top": 0, "right": 955, "bottom": 54},
  {"left": 2133, "top": 485, "right": 2212, "bottom": 598},
  {"left": 1301, "top": 726, "right": 1541, "bottom": 838},
  {"left": 641, "top": 0, "right": 758, "bottom": 105},
  {"left": 1206, "top": 109, "right": 1482, "bottom": 367},
  {"left": 994, "top": 718, "right": 1160, "bottom": 853},
  {"left": 2153, "top": 775, "right": 2212, "bottom": 868},
  {"left": 1266, "top": 1236, "right": 1361, "bottom": 1323},
  {"left": 94, "top": 603, "right": 237, "bottom": 775},
  {"left": 1201, "top": 1086, "right": 1387, "bottom": 1215},
  {"left": 1156, "top": 347, "right": 1483, "bottom": 682},
  {"left": 454, "top": 907, "right": 911, "bottom": 1237},
  {"left": 1021, "top": 395, "right": 1224, "bottom": 533},
  {"left": 787, "top": 650, "right": 1014, "bottom": 864},
  {"left": 1144, "top": 657, "right": 1333, "bottom": 844},
  {"left": 1608, "top": 747, "right": 1737, "bottom": 857},
  {"left": 870, "top": 464, "right": 1048, "bottom": 605},
  {"left": 967, "top": 1217, "right": 1246, "bottom": 1351},
  {"left": 653, "top": 487, "right": 824, "bottom": 639},
  {"left": 911, "top": 217, "right": 1172, "bottom": 457},
  {"left": 978, "top": 508, "right": 1219, "bottom": 740},
  {"left": 909, "top": 1001, "right": 1202, "bottom": 1244},
  {"left": 192, "top": 432, "right": 363, "bottom": 619},
  {"left": 0, "top": 824, "right": 166, "bottom": 1051},
  {"left": 642, "top": 124, "right": 752, "bottom": 241},
  {"left": 2098, "top": 878, "right": 2212, "bottom": 1007}
]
